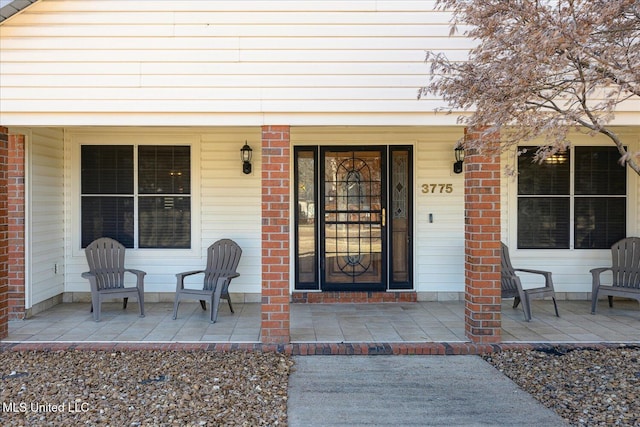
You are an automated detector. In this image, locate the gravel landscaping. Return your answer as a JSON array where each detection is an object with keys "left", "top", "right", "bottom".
[
  {"left": 2, "top": 347, "right": 640, "bottom": 426},
  {"left": 483, "top": 347, "right": 640, "bottom": 426},
  {"left": 0, "top": 350, "right": 293, "bottom": 426}
]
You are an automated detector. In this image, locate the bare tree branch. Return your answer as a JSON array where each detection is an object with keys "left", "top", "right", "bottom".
[{"left": 421, "top": 0, "right": 640, "bottom": 175}]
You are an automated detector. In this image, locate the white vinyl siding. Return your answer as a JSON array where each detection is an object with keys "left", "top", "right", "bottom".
[
  {"left": 414, "top": 131, "right": 466, "bottom": 295},
  {"left": 3, "top": 1, "right": 637, "bottom": 126},
  {"left": 199, "top": 128, "right": 262, "bottom": 294},
  {"left": 291, "top": 126, "right": 466, "bottom": 295},
  {"left": 0, "top": 0, "right": 472, "bottom": 126},
  {"left": 64, "top": 128, "right": 261, "bottom": 295},
  {"left": 27, "top": 127, "right": 65, "bottom": 306},
  {"left": 1, "top": 1, "right": 638, "bottom": 301}
]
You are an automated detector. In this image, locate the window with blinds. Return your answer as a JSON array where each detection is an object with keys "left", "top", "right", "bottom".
[
  {"left": 81, "top": 145, "right": 191, "bottom": 249},
  {"left": 517, "top": 146, "right": 626, "bottom": 249}
]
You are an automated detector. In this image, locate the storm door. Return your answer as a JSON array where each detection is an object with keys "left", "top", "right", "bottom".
[
  {"left": 294, "top": 146, "right": 412, "bottom": 292},
  {"left": 321, "top": 148, "right": 385, "bottom": 291}
]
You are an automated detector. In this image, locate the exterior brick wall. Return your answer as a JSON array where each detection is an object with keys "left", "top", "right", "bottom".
[
  {"left": 0, "top": 127, "right": 9, "bottom": 338},
  {"left": 463, "top": 128, "right": 502, "bottom": 343},
  {"left": 8, "top": 134, "right": 25, "bottom": 320},
  {"left": 261, "top": 125, "right": 291, "bottom": 344}
]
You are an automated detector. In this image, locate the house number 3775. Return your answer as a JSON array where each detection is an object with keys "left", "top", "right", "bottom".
[{"left": 421, "top": 184, "right": 453, "bottom": 194}]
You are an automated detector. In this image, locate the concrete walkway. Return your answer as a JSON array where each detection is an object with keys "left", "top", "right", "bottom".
[{"left": 288, "top": 355, "right": 568, "bottom": 427}]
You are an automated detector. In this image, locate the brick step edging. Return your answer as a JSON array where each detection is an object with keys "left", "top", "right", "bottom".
[
  {"left": 292, "top": 291, "right": 417, "bottom": 304},
  {"left": 0, "top": 341, "right": 632, "bottom": 355}
]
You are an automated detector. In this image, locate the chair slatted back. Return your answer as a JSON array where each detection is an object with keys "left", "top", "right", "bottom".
[
  {"left": 85, "top": 238, "right": 127, "bottom": 291},
  {"left": 203, "top": 239, "right": 242, "bottom": 291},
  {"left": 500, "top": 242, "right": 519, "bottom": 297},
  {"left": 611, "top": 237, "right": 640, "bottom": 289}
]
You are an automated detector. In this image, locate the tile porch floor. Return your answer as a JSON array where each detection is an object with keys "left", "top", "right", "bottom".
[{"left": 4, "top": 299, "right": 640, "bottom": 344}]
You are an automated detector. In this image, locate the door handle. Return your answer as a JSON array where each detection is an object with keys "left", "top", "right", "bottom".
[{"left": 381, "top": 208, "right": 386, "bottom": 227}]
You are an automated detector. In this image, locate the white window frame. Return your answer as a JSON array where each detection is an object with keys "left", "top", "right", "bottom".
[
  {"left": 507, "top": 136, "right": 638, "bottom": 252},
  {"left": 70, "top": 131, "right": 201, "bottom": 258}
]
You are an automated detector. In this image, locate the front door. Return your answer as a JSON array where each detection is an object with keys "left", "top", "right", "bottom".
[
  {"left": 321, "top": 148, "right": 386, "bottom": 291},
  {"left": 294, "top": 146, "right": 413, "bottom": 292}
]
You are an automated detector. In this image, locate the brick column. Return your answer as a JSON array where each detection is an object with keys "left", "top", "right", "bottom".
[
  {"left": 464, "top": 128, "right": 501, "bottom": 343},
  {"left": 261, "top": 125, "right": 290, "bottom": 344},
  {"left": 0, "top": 127, "right": 9, "bottom": 338},
  {"left": 8, "top": 134, "right": 25, "bottom": 319}
]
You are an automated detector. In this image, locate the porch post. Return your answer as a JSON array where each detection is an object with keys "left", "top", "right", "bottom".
[
  {"left": 0, "top": 127, "right": 9, "bottom": 338},
  {"left": 260, "top": 125, "right": 291, "bottom": 344},
  {"left": 8, "top": 134, "right": 26, "bottom": 319},
  {"left": 463, "top": 128, "right": 502, "bottom": 343}
]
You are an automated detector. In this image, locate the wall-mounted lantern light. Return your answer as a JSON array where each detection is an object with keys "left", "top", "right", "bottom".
[
  {"left": 453, "top": 144, "right": 465, "bottom": 174},
  {"left": 240, "top": 141, "right": 253, "bottom": 174}
]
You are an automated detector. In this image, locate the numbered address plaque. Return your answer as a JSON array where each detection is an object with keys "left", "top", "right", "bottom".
[{"left": 421, "top": 183, "right": 453, "bottom": 194}]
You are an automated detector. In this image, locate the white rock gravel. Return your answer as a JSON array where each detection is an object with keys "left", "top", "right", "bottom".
[
  {"left": 483, "top": 347, "right": 640, "bottom": 426},
  {"left": 0, "top": 350, "right": 293, "bottom": 426}
]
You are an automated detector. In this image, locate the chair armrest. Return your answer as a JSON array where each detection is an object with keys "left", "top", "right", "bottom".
[
  {"left": 176, "top": 270, "right": 205, "bottom": 279},
  {"left": 81, "top": 271, "right": 99, "bottom": 293},
  {"left": 175, "top": 270, "right": 205, "bottom": 290},
  {"left": 125, "top": 268, "right": 146, "bottom": 278},
  {"left": 590, "top": 267, "right": 612, "bottom": 292},
  {"left": 589, "top": 267, "right": 611, "bottom": 275},
  {"left": 124, "top": 269, "right": 145, "bottom": 291},
  {"left": 513, "top": 268, "right": 551, "bottom": 276},
  {"left": 513, "top": 269, "right": 553, "bottom": 287}
]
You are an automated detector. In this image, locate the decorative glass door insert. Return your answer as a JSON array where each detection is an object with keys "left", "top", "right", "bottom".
[
  {"left": 294, "top": 145, "right": 412, "bottom": 292},
  {"left": 321, "top": 149, "right": 385, "bottom": 291}
]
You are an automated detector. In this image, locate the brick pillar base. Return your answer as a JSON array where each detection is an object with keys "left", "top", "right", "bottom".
[
  {"left": 464, "top": 128, "right": 501, "bottom": 343},
  {"left": 0, "top": 127, "right": 9, "bottom": 338},
  {"left": 261, "top": 125, "right": 291, "bottom": 344},
  {"left": 8, "top": 134, "right": 25, "bottom": 320}
]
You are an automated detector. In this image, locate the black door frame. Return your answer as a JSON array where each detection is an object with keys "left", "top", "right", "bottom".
[{"left": 293, "top": 145, "right": 413, "bottom": 292}]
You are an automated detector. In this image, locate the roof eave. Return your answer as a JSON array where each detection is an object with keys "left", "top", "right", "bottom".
[{"left": 0, "top": 0, "right": 41, "bottom": 24}]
